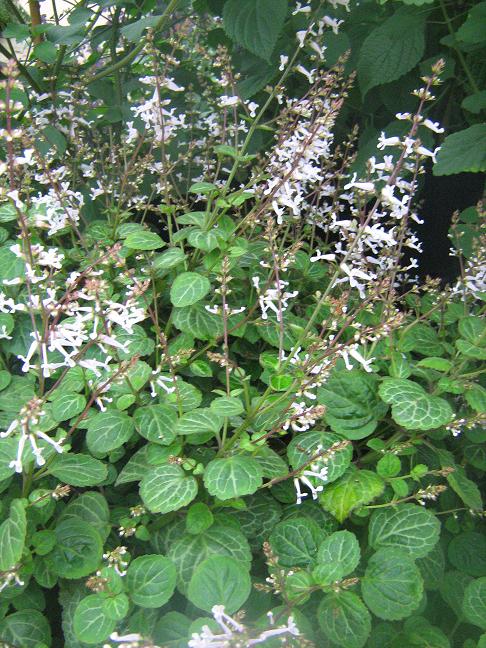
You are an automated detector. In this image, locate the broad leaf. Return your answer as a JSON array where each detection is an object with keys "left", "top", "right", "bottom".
[
  {"left": 313, "top": 531, "right": 361, "bottom": 585},
  {"left": 187, "top": 555, "right": 251, "bottom": 613},
  {"left": 358, "top": 7, "right": 426, "bottom": 95},
  {"left": 379, "top": 378, "right": 453, "bottom": 430},
  {"left": 124, "top": 230, "right": 165, "bottom": 250},
  {"left": 448, "top": 532, "right": 486, "bottom": 577},
  {"left": 318, "top": 592, "right": 371, "bottom": 648},
  {"left": 140, "top": 464, "right": 198, "bottom": 513},
  {"left": 49, "top": 453, "right": 107, "bottom": 486},
  {"left": 127, "top": 555, "right": 177, "bottom": 608},
  {"left": 462, "top": 577, "right": 486, "bottom": 629},
  {"left": 362, "top": 548, "right": 423, "bottom": 620},
  {"left": 51, "top": 393, "right": 86, "bottom": 422},
  {"left": 287, "top": 430, "right": 352, "bottom": 484},
  {"left": 320, "top": 467, "right": 385, "bottom": 522},
  {"left": 86, "top": 410, "right": 134, "bottom": 454},
  {"left": 269, "top": 517, "right": 323, "bottom": 567},
  {"left": 368, "top": 504, "right": 440, "bottom": 558},
  {"left": 223, "top": 0, "right": 288, "bottom": 61},
  {"left": 172, "top": 303, "right": 224, "bottom": 339},
  {"left": 0, "top": 499, "right": 27, "bottom": 571},
  {"left": 170, "top": 272, "right": 211, "bottom": 307},
  {"left": 317, "top": 370, "right": 387, "bottom": 439},
  {"left": 203, "top": 456, "right": 263, "bottom": 500},
  {"left": 73, "top": 595, "right": 115, "bottom": 645},
  {"left": 0, "top": 610, "right": 51, "bottom": 648},
  {"left": 434, "top": 124, "right": 486, "bottom": 175},
  {"left": 134, "top": 404, "right": 177, "bottom": 445},
  {"left": 176, "top": 408, "right": 223, "bottom": 437},
  {"left": 48, "top": 519, "right": 103, "bottom": 579}
]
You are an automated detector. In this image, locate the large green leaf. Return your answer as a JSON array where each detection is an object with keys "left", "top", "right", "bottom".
[
  {"left": 398, "top": 323, "right": 444, "bottom": 356},
  {"left": 133, "top": 404, "right": 177, "bottom": 445},
  {"left": 368, "top": 504, "right": 440, "bottom": 558},
  {"left": 456, "top": 2, "right": 486, "bottom": 44},
  {"left": 0, "top": 499, "right": 27, "bottom": 571},
  {"left": 434, "top": 124, "right": 486, "bottom": 175},
  {"left": 187, "top": 555, "right": 251, "bottom": 613},
  {"left": 172, "top": 303, "right": 223, "bottom": 339},
  {"left": 318, "top": 592, "right": 371, "bottom": 648},
  {"left": 269, "top": 517, "right": 323, "bottom": 567},
  {"left": 170, "top": 272, "right": 211, "bottom": 307},
  {"left": 58, "top": 492, "right": 110, "bottom": 539},
  {"left": 124, "top": 230, "right": 165, "bottom": 250},
  {"left": 358, "top": 7, "right": 426, "bottom": 95},
  {"left": 73, "top": 595, "right": 115, "bottom": 645},
  {"left": 127, "top": 555, "right": 177, "bottom": 608},
  {"left": 48, "top": 519, "right": 103, "bottom": 579},
  {"left": 176, "top": 408, "right": 223, "bottom": 437},
  {"left": 463, "top": 577, "right": 486, "bottom": 629},
  {"left": 313, "top": 531, "right": 361, "bottom": 585},
  {"left": 167, "top": 521, "right": 252, "bottom": 595},
  {"left": 379, "top": 378, "right": 453, "bottom": 430},
  {"left": 448, "top": 532, "right": 486, "bottom": 577},
  {"left": 320, "top": 467, "right": 385, "bottom": 522},
  {"left": 203, "top": 456, "right": 263, "bottom": 500},
  {"left": 140, "top": 464, "right": 198, "bottom": 513},
  {"left": 223, "top": 0, "right": 288, "bottom": 61},
  {"left": 51, "top": 393, "right": 86, "bottom": 422},
  {"left": 49, "top": 453, "right": 107, "bottom": 486},
  {"left": 447, "top": 465, "right": 483, "bottom": 511},
  {"left": 362, "top": 548, "right": 424, "bottom": 620},
  {"left": 86, "top": 410, "right": 134, "bottom": 454},
  {"left": 317, "top": 370, "right": 387, "bottom": 439},
  {"left": 0, "top": 609, "right": 51, "bottom": 648}
]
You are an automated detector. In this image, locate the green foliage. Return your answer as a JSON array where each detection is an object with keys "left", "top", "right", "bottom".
[{"left": 0, "top": 1, "right": 484, "bottom": 645}]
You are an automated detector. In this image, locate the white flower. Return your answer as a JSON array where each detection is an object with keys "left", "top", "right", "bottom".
[
  {"left": 279, "top": 54, "right": 289, "bottom": 70},
  {"left": 310, "top": 249, "right": 336, "bottom": 262},
  {"left": 293, "top": 2, "right": 311, "bottom": 14},
  {"left": 343, "top": 173, "right": 375, "bottom": 193},
  {"left": 423, "top": 119, "right": 444, "bottom": 134},
  {"left": 219, "top": 95, "right": 239, "bottom": 108}
]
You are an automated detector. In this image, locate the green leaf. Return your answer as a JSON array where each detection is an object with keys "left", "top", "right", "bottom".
[
  {"left": 153, "top": 248, "right": 186, "bottom": 274},
  {"left": 134, "top": 404, "right": 177, "bottom": 445},
  {"left": 376, "top": 454, "right": 401, "bottom": 478},
  {"left": 463, "top": 577, "right": 486, "bottom": 629},
  {"left": 120, "top": 15, "right": 161, "bottom": 41},
  {"left": 368, "top": 504, "right": 440, "bottom": 558},
  {"left": 49, "top": 453, "right": 107, "bottom": 486},
  {"left": 170, "top": 272, "right": 211, "bottom": 307},
  {"left": 0, "top": 609, "right": 51, "bottom": 648},
  {"left": 48, "top": 519, "right": 102, "bottom": 579},
  {"left": 176, "top": 408, "right": 223, "bottom": 437},
  {"left": 416, "top": 542, "right": 445, "bottom": 591},
  {"left": 203, "top": 456, "right": 263, "bottom": 500},
  {"left": 447, "top": 465, "right": 483, "bottom": 511},
  {"left": 379, "top": 378, "right": 453, "bottom": 430},
  {"left": 73, "top": 595, "right": 115, "bottom": 645},
  {"left": 172, "top": 303, "right": 223, "bottom": 339},
  {"left": 187, "top": 555, "right": 251, "bottom": 613},
  {"left": 358, "top": 7, "right": 426, "bottom": 95},
  {"left": 416, "top": 357, "right": 452, "bottom": 372},
  {"left": 210, "top": 396, "right": 244, "bottom": 417},
  {"left": 223, "top": 0, "right": 288, "bottom": 61},
  {"left": 86, "top": 410, "right": 134, "bottom": 454},
  {"left": 0, "top": 499, "right": 27, "bottom": 571},
  {"left": 59, "top": 492, "right": 110, "bottom": 539},
  {"left": 317, "top": 370, "right": 387, "bottom": 439},
  {"left": 127, "top": 555, "right": 177, "bottom": 608},
  {"left": 287, "top": 430, "right": 352, "bottom": 484},
  {"left": 269, "top": 517, "right": 323, "bottom": 567},
  {"left": 318, "top": 592, "right": 371, "bottom": 648},
  {"left": 34, "top": 41, "right": 58, "bottom": 64},
  {"left": 434, "top": 125, "right": 486, "bottom": 175},
  {"left": 448, "top": 532, "right": 486, "bottom": 577},
  {"left": 440, "top": 570, "right": 473, "bottom": 618},
  {"left": 124, "top": 230, "right": 165, "bottom": 250},
  {"left": 399, "top": 323, "right": 444, "bottom": 356},
  {"left": 362, "top": 548, "right": 423, "bottom": 620},
  {"left": 459, "top": 316, "right": 486, "bottom": 346},
  {"left": 320, "top": 467, "right": 385, "bottom": 522},
  {"left": 456, "top": 2, "right": 486, "bottom": 44},
  {"left": 462, "top": 91, "right": 486, "bottom": 114},
  {"left": 186, "top": 503, "right": 214, "bottom": 535},
  {"left": 102, "top": 593, "right": 129, "bottom": 621},
  {"left": 140, "top": 464, "right": 198, "bottom": 513},
  {"left": 254, "top": 446, "right": 288, "bottom": 479},
  {"left": 313, "top": 531, "right": 361, "bottom": 585},
  {"left": 167, "top": 521, "right": 252, "bottom": 595},
  {"left": 187, "top": 229, "right": 220, "bottom": 252}
]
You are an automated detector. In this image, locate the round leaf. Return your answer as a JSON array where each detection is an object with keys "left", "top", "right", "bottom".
[
  {"left": 127, "top": 555, "right": 177, "bottom": 608},
  {"left": 313, "top": 531, "right": 361, "bottom": 584},
  {"left": 318, "top": 592, "right": 371, "bottom": 648},
  {"left": 463, "top": 577, "right": 486, "bottom": 629},
  {"left": 187, "top": 555, "right": 251, "bottom": 613},
  {"left": 133, "top": 404, "right": 177, "bottom": 445},
  {"left": 170, "top": 272, "right": 211, "bottom": 307},
  {"left": 49, "top": 519, "right": 102, "bottom": 579},
  {"left": 362, "top": 548, "right": 423, "bottom": 620},
  {"left": 203, "top": 456, "right": 263, "bottom": 500},
  {"left": 125, "top": 230, "right": 165, "bottom": 250},
  {"left": 86, "top": 410, "right": 134, "bottom": 454},
  {"left": 73, "top": 595, "right": 116, "bottom": 644},
  {"left": 51, "top": 393, "right": 86, "bottom": 422},
  {"left": 287, "top": 430, "right": 352, "bottom": 484},
  {"left": 140, "top": 464, "right": 198, "bottom": 513}
]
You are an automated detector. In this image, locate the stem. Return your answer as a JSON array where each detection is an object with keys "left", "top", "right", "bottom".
[
  {"left": 28, "top": 0, "right": 43, "bottom": 44},
  {"left": 439, "top": 0, "right": 479, "bottom": 94}
]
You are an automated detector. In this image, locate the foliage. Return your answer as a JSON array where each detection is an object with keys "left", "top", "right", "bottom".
[{"left": 0, "top": 1, "right": 484, "bottom": 647}]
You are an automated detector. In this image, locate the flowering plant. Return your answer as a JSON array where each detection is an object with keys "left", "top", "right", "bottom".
[{"left": 0, "top": 1, "right": 485, "bottom": 647}]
